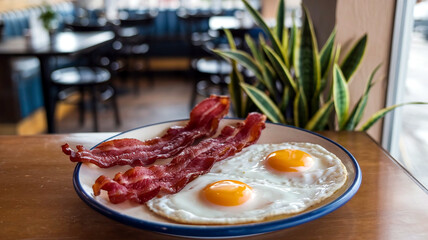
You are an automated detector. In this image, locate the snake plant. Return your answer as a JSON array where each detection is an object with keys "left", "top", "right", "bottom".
[{"left": 214, "top": 0, "right": 426, "bottom": 131}]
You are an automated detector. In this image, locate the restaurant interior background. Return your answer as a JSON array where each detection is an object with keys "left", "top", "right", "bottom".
[{"left": 0, "top": 0, "right": 427, "bottom": 190}]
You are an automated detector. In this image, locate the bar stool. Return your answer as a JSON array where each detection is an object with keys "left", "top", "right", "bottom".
[{"left": 51, "top": 66, "right": 121, "bottom": 132}]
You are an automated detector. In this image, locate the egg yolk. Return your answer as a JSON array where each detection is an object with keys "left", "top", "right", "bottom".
[
  {"left": 266, "top": 149, "right": 314, "bottom": 172},
  {"left": 202, "top": 180, "right": 252, "bottom": 206}
]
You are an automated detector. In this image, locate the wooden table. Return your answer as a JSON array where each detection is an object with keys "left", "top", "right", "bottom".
[
  {"left": 0, "top": 132, "right": 427, "bottom": 240},
  {"left": 0, "top": 31, "right": 115, "bottom": 133}
]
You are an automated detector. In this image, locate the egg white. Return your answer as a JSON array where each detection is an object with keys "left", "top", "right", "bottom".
[
  {"left": 211, "top": 142, "right": 347, "bottom": 187},
  {"left": 146, "top": 142, "right": 348, "bottom": 224}
]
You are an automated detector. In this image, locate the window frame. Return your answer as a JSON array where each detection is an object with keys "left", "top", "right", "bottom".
[{"left": 382, "top": 0, "right": 416, "bottom": 157}]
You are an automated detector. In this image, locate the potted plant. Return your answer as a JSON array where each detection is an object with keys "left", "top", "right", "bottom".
[
  {"left": 39, "top": 5, "right": 58, "bottom": 40},
  {"left": 214, "top": 0, "right": 425, "bottom": 131}
]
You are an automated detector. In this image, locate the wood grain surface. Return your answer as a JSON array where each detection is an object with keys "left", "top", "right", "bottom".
[{"left": 0, "top": 132, "right": 427, "bottom": 240}]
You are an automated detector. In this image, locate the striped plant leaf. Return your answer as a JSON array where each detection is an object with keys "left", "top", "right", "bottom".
[
  {"left": 343, "top": 64, "right": 381, "bottom": 130},
  {"left": 245, "top": 34, "right": 263, "bottom": 63},
  {"left": 341, "top": 34, "right": 367, "bottom": 81},
  {"left": 258, "top": 33, "right": 267, "bottom": 54},
  {"left": 265, "top": 62, "right": 277, "bottom": 80},
  {"left": 224, "top": 29, "right": 246, "bottom": 118},
  {"left": 334, "top": 44, "right": 342, "bottom": 64},
  {"left": 253, "top": 34, "right": 270, "bottom": 89},
  {"left": 242, "top": 0, "right": 285, "bottom": 60},
  {"left": 224, "top": 29, "right": 236, "bottom": 50},
  {"left": 257, "top": 33, "right": 268, "bottom": 63},
  {"left": 321, "top": 45, "right": 342, "bottom": 130},
  {"left": 229, "top": 65, "right": 246, "bottom": 118},
  {"left": 214, "top": 49, "right": 263, "bottom": 80},
  {"left": 280, "top": 85, "right": 291, "bottom": 115},
  {"left": 276, "top": 0, "right": 285, "bottom": 44},
  {"left": 257, "top": 34, "right": 279, "bottom": 96},
  {"left": 293, "top": 89, "right": 309, "bottom": 127},
  {"left": 294, "top": 6, "right": 321, "bottom": 113},
  {"left": 288, "top": 15, "right": 297, "bottom": 68},
  {"left": 263, "top": 45, "right": 297, "bottom": 91},
  {"left": 305, "top": 100, "right": 334, "bottom": 131},
  {"left": 320, "top": 28, "right": 336, "bottom": 79},
  {"left": 261, "top": 62, "right": 279, "bottom": 101},
  {"left": 310, "top": 94, "right": 321, "bottom": 118},
  {"left": 241, "top": 83, "right": 286, "bottom": 123},
  {"left": 282, "top": 26, "right": 290, "bottom": 68},
  {"left": 325, "top": 45, "right": 342, "bottom": 101},
  {"left": 333, "top": 64, "right": 350, "bottom": 130},
  {"left": 359, "top": 102, "right": 428, "bottom": 131}
]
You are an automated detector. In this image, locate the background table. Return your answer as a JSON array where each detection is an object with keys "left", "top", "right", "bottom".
[
  {"left": 0, "top": 131, "right": 427, "bottom": 239},
  {"left": 0, "top": 31, "right": 115, "bottom": 133}
]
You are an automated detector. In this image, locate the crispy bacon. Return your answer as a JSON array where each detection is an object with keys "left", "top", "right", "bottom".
[
  {"left": 92, "top": 112, "right": 266, "bottom": 204},
  {"left": 62, "top": 95, "right": 230, "bottom": 168}
]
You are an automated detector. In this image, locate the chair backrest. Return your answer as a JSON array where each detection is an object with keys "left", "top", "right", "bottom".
[{"left": 119, "top": 12, "right": 158, "bottom": 28}]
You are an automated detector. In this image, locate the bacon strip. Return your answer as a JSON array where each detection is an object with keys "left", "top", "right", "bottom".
[
  {"left": 92, "top": 112, "right": 266, "bottom": 204},
  {"left": 62, "top": 95, "right": 230, "bottom": 168}
]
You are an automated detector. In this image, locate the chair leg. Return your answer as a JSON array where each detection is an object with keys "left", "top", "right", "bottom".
[
  {"left": 52, "top": 86, "right": 59, "bottom": 131},
  {"left": 89, "top": 85, "right": 99, "bottom": 132},
  {"left": 111, "top": 85, "right": 121, "bottom": 127},
  {"left": 120, "top": 57, "right": 130, "bottom": 84},
  {"left": 220, "top": 74, "right": 227, "bottom": 95},
  {"left": 133, "top": 72, "right": 139, "bottom": 95},
  {"left": 79, "top": 87, "right": 85, "bottom": 126},
  {"left": 189, "top": 69, "right": 198, "bottom": 110},
  {"left": 145, "top": 58, "right": 154, "bottom": 88},
  {"left": 130, "top": 57, "right": 139, "bottom": 96}
]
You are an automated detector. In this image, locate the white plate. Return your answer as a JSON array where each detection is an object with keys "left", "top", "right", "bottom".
[{"left": 73, "top": 119, "right": 361, "bottom": 238}]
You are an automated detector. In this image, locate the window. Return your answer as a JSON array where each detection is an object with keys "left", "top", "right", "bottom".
[{"left": 384, "top": 0, "right": 428, "bottom": 191}]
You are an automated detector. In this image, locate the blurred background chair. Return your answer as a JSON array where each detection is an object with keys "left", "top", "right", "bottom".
[
  {"left": 177, "top": 9, "right": 223, "bottom": 108},
  {"left": 58, "top": 10, "right": 123, "bottom": 132},
  {"left": 51, "top": 66, "right": 120, "bottom": 132},
  {"left": 179, "top": 12, "right": 257, "bottom": 108},
  {"left": 116, "top": 11, "right": 158, "bottom": 94}
]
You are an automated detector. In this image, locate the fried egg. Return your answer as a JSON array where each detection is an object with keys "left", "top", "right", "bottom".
[{"left": 146, "top": 142, "right": 348, "bottom": 224}]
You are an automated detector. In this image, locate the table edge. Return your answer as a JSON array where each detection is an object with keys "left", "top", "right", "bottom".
[{"left": 363, "top": 132, "right": 428, "bottom": 194}]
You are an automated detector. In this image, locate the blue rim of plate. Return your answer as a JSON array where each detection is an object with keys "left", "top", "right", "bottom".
[{"left": 73, "top": 119, "right": 362, "bottom": 238}]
